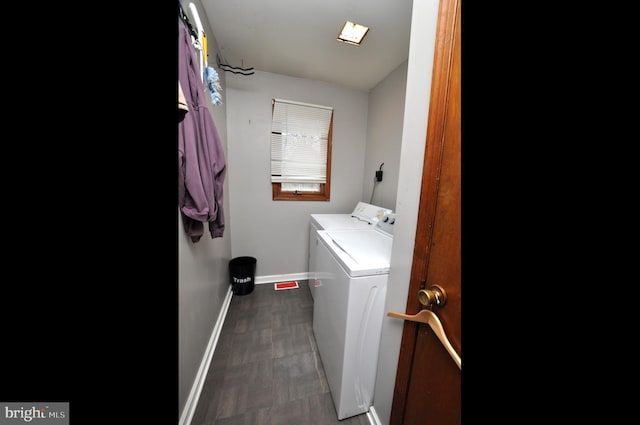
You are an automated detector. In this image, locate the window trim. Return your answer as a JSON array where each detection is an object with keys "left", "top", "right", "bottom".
[{"left": 271, "top": 102, "right": 333, "bottom": 201}]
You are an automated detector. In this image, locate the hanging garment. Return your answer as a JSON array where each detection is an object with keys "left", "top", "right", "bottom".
[
  {"left": 178, "top": 19, "right": 226, "bottom": 242},
  {"left": 178, "top": 81, "right": 188, "bottom": 121}
]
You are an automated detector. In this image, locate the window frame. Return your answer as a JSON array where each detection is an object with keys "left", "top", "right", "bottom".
[{"left": 271, "top": 101, "right": 333, "bottom": 201}]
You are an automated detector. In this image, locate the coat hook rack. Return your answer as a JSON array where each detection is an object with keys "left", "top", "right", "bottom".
[
  {"left": 187, "top": 2, "right": 206, "bottom": 84},
  {"left": 216, "top": 53, "right": 255, "bottom": 76}
]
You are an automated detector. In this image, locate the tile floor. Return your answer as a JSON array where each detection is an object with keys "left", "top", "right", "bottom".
[{"left": 190, "top": 281, "right": 371, "bottom": 425}]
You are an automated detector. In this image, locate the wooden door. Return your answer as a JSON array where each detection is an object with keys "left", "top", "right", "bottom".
[{"left": 389, "top": 0, "right": 461, "bottom": 424}]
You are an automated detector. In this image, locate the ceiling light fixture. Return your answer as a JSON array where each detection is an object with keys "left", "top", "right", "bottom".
[{"left": 337, "top": 21, "right": 369, "bottom": 45}]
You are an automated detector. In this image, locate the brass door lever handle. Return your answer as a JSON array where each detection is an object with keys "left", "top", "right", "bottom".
[{"left": 418, "top": 284, "right": 446, "bottom": 307}]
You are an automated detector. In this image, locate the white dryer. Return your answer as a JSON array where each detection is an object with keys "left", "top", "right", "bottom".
[
  {"left": 312, "top": 213, "right": 396, "bottom": 420},
  {"left": 308, "top": 202, "right": 392, "bottom": 299}
]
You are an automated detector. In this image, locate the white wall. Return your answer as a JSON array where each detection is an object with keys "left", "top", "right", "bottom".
[
  {"left": 371, "top": 1, "right": 441, "bottom": 424},
  {"left": 178, "top": 0, "right": 233, "bottom": 415},
  {"left": 363, "top": 60, "right": 408, "bottom": 210},
  {"left": 224, "top": 71, "right": 369, "bottom": 277}
]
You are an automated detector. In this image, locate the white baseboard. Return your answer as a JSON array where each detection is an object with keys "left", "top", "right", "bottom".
[
  {"left": 179, "top": 285, "right": 234, "bottom": 425},
  {"left": 255, "top": 272, "right": 310, "bottom": 285},
  {"left": 367, "top": 406, "right": 383, "bottom": 425}
]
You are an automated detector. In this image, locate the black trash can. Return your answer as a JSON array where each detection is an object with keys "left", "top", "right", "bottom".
[{"left": 229, "top": 256, "right": 257, "bottom": 295}]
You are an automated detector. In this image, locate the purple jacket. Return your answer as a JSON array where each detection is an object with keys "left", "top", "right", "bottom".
[{"left": 178, "top": 20, "right": 226, "bottom": 242}]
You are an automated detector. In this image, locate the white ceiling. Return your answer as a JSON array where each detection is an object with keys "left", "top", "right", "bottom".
[{"left": 198, "top": 0, "right": 414, "bottom": 92}]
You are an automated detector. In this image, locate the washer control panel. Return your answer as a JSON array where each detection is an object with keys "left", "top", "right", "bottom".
[
  {"left": 375, "top": 213, "right": 396, "bottom": 236},
  {"left": 351, "top": 201, "right": 393, "bottom": 224}
]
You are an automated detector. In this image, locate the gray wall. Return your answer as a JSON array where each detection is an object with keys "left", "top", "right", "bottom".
[
  {"left": 372, "top": 1, "right": 441, "bottom": 424},
  {"left": 178, "top": 0, "right": 232, "bottom": 414},
  {"left": 363, "top": 60, "right": 408, "bottom": 210},
  {"left": 224, "top": 71, "right": 369, "bottom": 277}
]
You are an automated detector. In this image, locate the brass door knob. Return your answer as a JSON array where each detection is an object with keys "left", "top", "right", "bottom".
[{"left": 418, "top": 285, "right": 446, "bottom": 307}]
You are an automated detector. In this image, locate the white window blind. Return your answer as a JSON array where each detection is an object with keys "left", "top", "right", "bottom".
[{"left": 271, "top": 99, "right": 333, "bottom": 184}]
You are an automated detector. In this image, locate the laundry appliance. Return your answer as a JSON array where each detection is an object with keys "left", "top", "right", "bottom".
[
  {"left": 311, "top": 212, "right": 396, "bottom": 420},
  {"left": 308, "top": 202, "right": 392, "bottom": 299}
]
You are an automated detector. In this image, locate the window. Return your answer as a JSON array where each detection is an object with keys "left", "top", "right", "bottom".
[{"left": 270, "top": 98, "right": 334, "bottom": 201}]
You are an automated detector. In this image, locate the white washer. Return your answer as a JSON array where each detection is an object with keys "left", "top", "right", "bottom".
[
  {"left": 312, "top": 213, "right": 396, "bottom": 420},
  {"left": 308, "top": 202, "right": 392, "bottom": 299}
]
